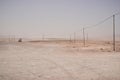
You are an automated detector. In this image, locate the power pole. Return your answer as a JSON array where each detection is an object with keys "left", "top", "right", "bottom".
[
  {"left": 86, "top": 33, "right": 88, "bottom": 46},
  {"left": 14, "top": 35, "right": 15, "bottom": 42},
  {"left": 42, "top": 34, "right": 44, "bottom": 41},
  {"left": 119, "top": 34, "right": 120, "bottom": 41},
  {"left": 113, "top": 15, "right": 115, "bottom": 51},
  {"left": 83, "top": 28, "right": 85, "bottom": 47},
  {"left": 86, "top": 33, "right": 88, "bottom": 41},
  {"left": 9, "top": 35, "right": 10, "bottom": 42},
  {"left": 74, "top": 32, "right": 76, "bottom": 43},
  {"left": 70, "top": 35, "right": 71, "bottom": 42}
]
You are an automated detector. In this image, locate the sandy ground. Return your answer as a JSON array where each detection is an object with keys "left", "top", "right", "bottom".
[{"left": 0, "top": 41, "right": 120, "bottom": 80}]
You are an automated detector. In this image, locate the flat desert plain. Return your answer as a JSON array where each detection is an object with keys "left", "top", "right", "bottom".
[{"left": 0, "top": 40, "right": 120, "bottom": 80}]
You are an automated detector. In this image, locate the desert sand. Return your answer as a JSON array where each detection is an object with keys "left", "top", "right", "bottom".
[{"left": 0, "top": 40, "right": 120, "bottom": 80}]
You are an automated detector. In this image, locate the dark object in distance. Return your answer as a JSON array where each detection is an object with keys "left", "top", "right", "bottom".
[{"left": 18, "top": 38, "right": 22, "bottom": 42}]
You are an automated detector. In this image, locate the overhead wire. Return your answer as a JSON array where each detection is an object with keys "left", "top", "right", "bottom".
[
  {"left": 84, "top": 12, "right": 120, "bottom": 30},
  {"left": 84, "top": 15, "right": 112, "bottom": 29},
  {"left": 73, "top": 12, "right": 120, "bottom": 39}
]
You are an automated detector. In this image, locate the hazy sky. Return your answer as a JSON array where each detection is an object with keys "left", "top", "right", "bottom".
[{"left": 0, "top": 0, "right": 120, "bottom": 40}]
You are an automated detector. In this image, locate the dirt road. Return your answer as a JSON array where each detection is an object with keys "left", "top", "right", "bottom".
[{"left": 0, "top": 42, "right": 120, "bottom": 80}]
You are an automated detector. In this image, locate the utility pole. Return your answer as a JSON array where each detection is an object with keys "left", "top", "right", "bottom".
[
  {"left": 113, "top": 15, "right": 115, "bottom": 51},
  {"left": 86, "top": 33, "right": 88, "bottom": 46},
  {"left": 13, "top": 35, "right": 15, "bottom": 42},
  {"left": 9, "top": 35, "right": 10, "bottom": 42},
  {"left": 86, "top": 33, "right": 88, "bottom": 41},
  {"left": 83, "top": 28, "right": 85, "bottom": 47},
  {"left": 70, "top": 35, "right": 71, "bottom": 42},
  {"left": 74, "top": 32, "right": 76, "bottom": 43},
  {"left": 119, "top": 34, "right": 120, "bottom": 41},
  {"left": 42, "top": 34, "right": 44, "bottom": 41}
]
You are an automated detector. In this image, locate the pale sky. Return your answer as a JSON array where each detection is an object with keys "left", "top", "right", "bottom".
[{"left": 0, "top": 0, "right": 120, "bottom": 40}]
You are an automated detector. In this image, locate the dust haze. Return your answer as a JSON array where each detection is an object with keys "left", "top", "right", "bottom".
[{"left": 0, "top": 0, "right": 120, "bottom": 80}]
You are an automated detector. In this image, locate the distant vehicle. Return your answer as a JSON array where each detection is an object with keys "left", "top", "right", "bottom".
[{"left": 18, "top": 38, "right": 22, "bottom": 42}]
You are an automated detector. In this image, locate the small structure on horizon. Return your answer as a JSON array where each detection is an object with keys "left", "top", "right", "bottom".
[{"left": 18, "top": 38, "right": 22, "bottom": 42}]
